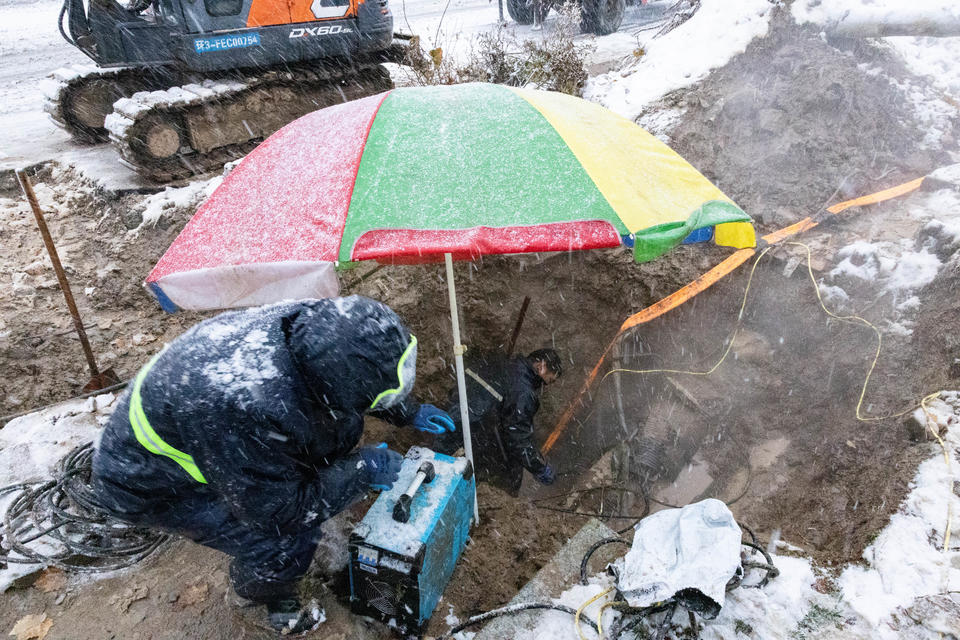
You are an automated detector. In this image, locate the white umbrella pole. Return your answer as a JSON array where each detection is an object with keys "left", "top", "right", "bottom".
[{"left": 444, "top": 253, "right": 479, "bottom": 523}]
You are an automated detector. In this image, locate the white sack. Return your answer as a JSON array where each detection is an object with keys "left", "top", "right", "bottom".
[{"left": 616, "top": 498, "right": 742, "bottom": 618}]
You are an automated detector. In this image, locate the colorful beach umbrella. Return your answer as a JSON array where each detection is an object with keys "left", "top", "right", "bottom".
[
  {"left": 146, "top": 83, "right": 756, "bottom": 521},
  {"left": 146, "top": 82, "right": 754, "bottom": 311}
]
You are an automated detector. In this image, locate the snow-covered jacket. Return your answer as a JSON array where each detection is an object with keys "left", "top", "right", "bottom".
[
  {"left": 448, "top": 354, "right": 548, "bottom": 475},
  {"left": 92, "top": 296, "right": 419, "bottom": 534}
]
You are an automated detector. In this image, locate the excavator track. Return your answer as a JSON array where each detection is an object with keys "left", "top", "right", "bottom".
[
  {"left": 43, "top": 64, "right": 180, "bottom": 143},
  {"left": 103, "top": 61, "right": 394, "bottom": 182}
]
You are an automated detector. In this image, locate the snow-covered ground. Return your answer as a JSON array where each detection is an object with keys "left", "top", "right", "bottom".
[
  {"left": 2, "top": 0, "right": 960, "bottom": 636},
  {"left": 817, "top": 165, "right": 960, "bottom": 336},
  {"left": 586, "top": 0, "right": 776, "bottom": 121}
]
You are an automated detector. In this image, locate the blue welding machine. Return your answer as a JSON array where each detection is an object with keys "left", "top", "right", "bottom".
[{"left": 349, "top": 446, "right": 475, "bottom": 634}]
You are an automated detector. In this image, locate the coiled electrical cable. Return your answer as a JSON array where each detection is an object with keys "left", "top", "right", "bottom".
[{"left": 0, "top": 443, "right": 169, "bottom": 572}]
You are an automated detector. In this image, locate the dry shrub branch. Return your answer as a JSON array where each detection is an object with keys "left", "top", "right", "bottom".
[{"left": 403, "top": 4, "right": 593, "bottom": 96}]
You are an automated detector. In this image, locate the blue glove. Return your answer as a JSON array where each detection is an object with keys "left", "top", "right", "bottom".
[
  {"left": 412, "top": 404, "right": 456, "bottom": 434},
  {"left": 535, "top": 464, "right": 556, "bottom": 485},
  {"left": 359, "top": 443, "right": 403, "bottom": 491}
]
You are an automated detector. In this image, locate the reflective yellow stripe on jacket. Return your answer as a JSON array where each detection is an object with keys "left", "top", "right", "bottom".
[{"left": 129, "top": 352, "right": 208, "bottom": 484}]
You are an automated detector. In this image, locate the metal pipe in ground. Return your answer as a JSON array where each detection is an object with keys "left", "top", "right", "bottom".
[
  {"left": 15, "top": 169, "right": 116, "bottom": 392},
  {"left": 821, "top": 10, "right": 960, "bottom": 37},
  {"left": 506, "top": 296, "right": 530, "bottom": 357}
]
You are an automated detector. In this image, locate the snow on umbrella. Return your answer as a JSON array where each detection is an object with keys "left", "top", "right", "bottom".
[
  {"left": 146, "top": 82, "right": 756, "bottom": 521},
  {"left": 146, "top": 82, "right": 754, "bottom": 311}
]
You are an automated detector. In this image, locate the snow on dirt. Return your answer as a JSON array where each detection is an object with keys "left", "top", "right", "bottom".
[
  {"left": 792, "top": 0, "right": 960, "bottom": 34},
  {"left": 818, "top": 170, "right": 960, "bottom": 336},
  {"left": 134, "top": 177, "right": 222, "bottom": 232},
  {"left": 585, "top": 0, "right": 776, "bottom": 121}
]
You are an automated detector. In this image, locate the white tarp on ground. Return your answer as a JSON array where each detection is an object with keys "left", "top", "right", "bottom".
[
  {"left": 498, "top": 393, "right": 960, "bottom": 639},
  {"left": 616, "top": 498, "right": 742, "bottom": 617}
]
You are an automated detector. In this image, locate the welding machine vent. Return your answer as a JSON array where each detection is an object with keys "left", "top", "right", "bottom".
[
  {"left": 366, "top": 580, "right": 398, "bottom": 617},
  {"left": 349, "top": 447, "right": 475, "bottom": 634}
]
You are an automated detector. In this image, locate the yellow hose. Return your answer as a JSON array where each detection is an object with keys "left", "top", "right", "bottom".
[{"left": 575, "top": 587, "right": 614, "bottom": 640}]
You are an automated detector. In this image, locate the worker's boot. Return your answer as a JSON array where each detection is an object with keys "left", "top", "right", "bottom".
[{"left": 266, "top": 597, "right": 325, "bottom": 635}]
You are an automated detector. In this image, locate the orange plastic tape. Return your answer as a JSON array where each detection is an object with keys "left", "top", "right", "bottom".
[
  {"left": 542, "top": 176, "right": 926, "bottom": 454},
  {"left": 826, "top": 177, "right": 925, "bottom": 214}
]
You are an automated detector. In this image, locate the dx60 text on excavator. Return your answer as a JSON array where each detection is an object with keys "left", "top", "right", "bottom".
[{"left": 48, "top": 0, "right": 407, "bottom": 180}]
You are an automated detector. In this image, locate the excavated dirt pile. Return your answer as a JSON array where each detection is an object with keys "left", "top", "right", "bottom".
[{"left": 658, "top": 10, "right": 957, "bottom": 228}]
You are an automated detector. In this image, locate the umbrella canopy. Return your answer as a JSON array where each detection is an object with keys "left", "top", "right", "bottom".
[{"left": 147, "top": 82, "right": 754, "bottom": 312}]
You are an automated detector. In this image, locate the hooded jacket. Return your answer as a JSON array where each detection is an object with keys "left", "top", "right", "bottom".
[
  {"left": 447, "top": 353, "right": 548, "bottom": 475},
  {"left": 92, "top": 296, "right": 418, "bottom": 535}
]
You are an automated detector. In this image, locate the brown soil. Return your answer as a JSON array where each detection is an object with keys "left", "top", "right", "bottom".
[
  {"left": 556, "top": 188, "right": 960, "bottom": 567},
  {"left": 0, "top": 165, "right": 211, "bottom": 418}
]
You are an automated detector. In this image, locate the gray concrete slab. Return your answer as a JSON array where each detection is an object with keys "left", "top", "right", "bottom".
[{"left": 475, "top": 519, "right": 618, "bottom": 640}]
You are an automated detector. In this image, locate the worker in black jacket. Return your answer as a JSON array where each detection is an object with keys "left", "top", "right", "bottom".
[
  {"left": 436, "top": 349, "right": 562, "bottom": 495},
  {"left": 90, "top": 296, "right": 454, "bottom": 634}
]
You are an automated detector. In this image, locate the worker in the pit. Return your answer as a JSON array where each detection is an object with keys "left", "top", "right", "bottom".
[
  {"left": 90, "top": 295, "right": 455, "bottom": 635},
  {"left": 435, "top": 348, "right": 562, "bottom": 496}
]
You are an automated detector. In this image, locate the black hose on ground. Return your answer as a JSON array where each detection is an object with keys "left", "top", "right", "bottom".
[
  {"left": 0, "top": 443, "right": 169, "bottom": 572},
  {"left": 579, "top": 537, "right": 630, "bottom": 585},
  {"left": 435, "top": 602, "right": 600, "bottom": 639},
  {"left": 653, "top": 602, "right": 679, "bottom": 640},
  {"left": 739, "top": 541, "right": 780, "bottom": 588},
  {"left": 438, "top": 532, "right": 778, "bottom": 639}
]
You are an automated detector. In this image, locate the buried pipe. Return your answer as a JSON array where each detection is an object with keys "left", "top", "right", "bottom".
[
  {"left": 819, "top": 9, "right": 960, "bottom": 38},
  {"left": 15, "top": 169, "right": 118, "bottom": 393}
]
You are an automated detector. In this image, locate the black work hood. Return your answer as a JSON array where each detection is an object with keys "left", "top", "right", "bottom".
[{"left": 285, "top": 295, "right": 413, "bottom": 412}]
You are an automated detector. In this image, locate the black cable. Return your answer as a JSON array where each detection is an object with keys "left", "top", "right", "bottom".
[
  {"left": 441, "top": 536, "right": 779, "bottom": 639},
  {"left": 0, "top": 443, "right": 169, "bottom": 572},
  {"left": 612, "top": 600, "right": 677, "bottom": 639},
  {"left": 653, "top": 602, "right": 678, "bottom": 640},
  {"left": 739, "top": 541, "right": 779, "bottom": 588},
  {"left": 436, "top": 602, "right": 599, "bottom": 639},
  {"left": 580, "top": 537, "right": 630, "bottom": 585},
  {"left": 531, "top": 485, "right": 650, "bottom": 530}
]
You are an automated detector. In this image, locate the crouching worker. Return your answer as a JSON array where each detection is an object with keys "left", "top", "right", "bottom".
[
  {"left": 436, "top": 349, "right": 562, "bottom": 496},
  {"left": 91, "top": 296, "right": 454, "bottom": 634}
]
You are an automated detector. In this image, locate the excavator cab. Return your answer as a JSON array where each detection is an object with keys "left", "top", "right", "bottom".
[{"left": 59, "top": 0, "right": 394, "bottom": 72}]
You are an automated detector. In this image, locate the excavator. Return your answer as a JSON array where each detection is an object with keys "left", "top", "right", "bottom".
[{"left": 47, "top": 0, "right": 408, "bottom": 181}]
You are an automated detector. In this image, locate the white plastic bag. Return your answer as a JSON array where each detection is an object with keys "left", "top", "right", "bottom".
[{"left": 615, "top": 498, "right": 742, "bottom": 618}]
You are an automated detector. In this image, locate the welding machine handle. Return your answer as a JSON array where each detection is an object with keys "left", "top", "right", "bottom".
[{"left": 392, "top": 461, "right": 436, "bottom": 523}]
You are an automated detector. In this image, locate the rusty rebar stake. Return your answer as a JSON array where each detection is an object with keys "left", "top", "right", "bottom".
[
  {"left": 506, "top": 296, "right": 531, "bottom": 357},
  {"left": 16, "top": 169, "right": 101, "bottom": 381}
]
